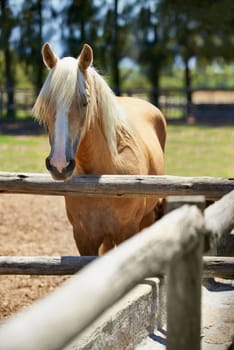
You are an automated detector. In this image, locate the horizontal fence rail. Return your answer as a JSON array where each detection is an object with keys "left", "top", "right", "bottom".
[
  {"left": 204, "top": 189, "right": 234, "bottom": 250},
  {"left": 0, "top": 172, "right": 234, "bottom": 200},
  {"left": 0, "top": 256, "right": 96, "bottom": 275},
  {"left": 202, "top": 256, "right": 234, "bottom": 279},
  {"left": 0, "top": 256, "right": 233, "bottom": 279}
]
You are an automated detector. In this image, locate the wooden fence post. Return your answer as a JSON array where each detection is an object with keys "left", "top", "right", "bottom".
[
  {"left": 167, "top": 236, "right": 203, "bottom": 350},
  {"left": 166, "top": 196, "right": 204, "bottom": 350}
]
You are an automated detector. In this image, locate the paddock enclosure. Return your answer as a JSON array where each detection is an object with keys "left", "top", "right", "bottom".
[{"left": 0, "top": 171, "right": 234, "bottom": 350}]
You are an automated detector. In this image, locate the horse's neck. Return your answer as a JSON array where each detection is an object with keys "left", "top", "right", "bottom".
[{"left": 76, "top": 121, "right": 116, "bottom": 174}]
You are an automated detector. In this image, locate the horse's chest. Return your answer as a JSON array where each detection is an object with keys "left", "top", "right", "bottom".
[{"left": 65, "top": 196, "right": 145, "bottom": 232}]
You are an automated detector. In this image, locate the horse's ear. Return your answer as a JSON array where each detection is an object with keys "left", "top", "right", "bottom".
[
  {"left": 42, "top": 43, "right": 58, "bottom": 69},
  {"left": 78, "top": 44, "right": 93, "bottom": 71}
]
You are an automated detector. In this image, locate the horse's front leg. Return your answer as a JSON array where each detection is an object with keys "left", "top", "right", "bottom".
[
  {"left": 65, "top": 197, "right": 102, "bottom": 256},
  {"left": 72, "top": 226, "right": 101, "bottom": 256},
  {"left": 98, "top": 235, "right": 115, "bottom": 255}
]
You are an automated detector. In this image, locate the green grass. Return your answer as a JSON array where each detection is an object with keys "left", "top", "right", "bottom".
[
  {"left": 0, "top": 125, "right": 233, "bottom": 177},
  {"left": 0, "top": 135, "right": 49, "bottom": 173},
  {"left": 1, "top": 111, "right": 33, "bottom": 120},
  {"left": 165, "top": 125, "right": 234, "bottom": 177}
]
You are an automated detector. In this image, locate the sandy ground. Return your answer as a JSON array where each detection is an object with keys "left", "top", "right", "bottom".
[{"left": 0, "top": 194, "right": 78, "bottom": 319}]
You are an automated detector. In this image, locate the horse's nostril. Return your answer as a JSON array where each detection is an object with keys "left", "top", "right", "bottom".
[
  {"left": 66, "top": 159, "right": 76, "bottom": 172},
  {"left": 45, "top": 157, "right": 53, "bottom": 171},
  {"left": 45, "top": 157, "right": 75, "bottom": 179}
]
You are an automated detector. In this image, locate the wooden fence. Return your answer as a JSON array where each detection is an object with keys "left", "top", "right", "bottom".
[
  {"left": 0, "top": 255, "right": 233, "bottom": 279},
  {"left": 0, "top": 171, "right": 233, "bottom": 350},
  {"left": 0, "top": 172, "right": 234, "bottom": 200},
  {"left": 1, "top": 87, "right": 234, "bottom": 122}
]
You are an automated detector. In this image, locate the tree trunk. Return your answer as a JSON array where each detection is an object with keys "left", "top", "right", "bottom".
[
  {"left": 150, "top": 70, "right": 160, "bottom": 107},
  {"left": 4, "top": 46, "right": 15, "bottom": 119},
  {"left": 184, "top": 57, "right": 192, "bottom": 117},
  {"left": 112, "top": 0, "right": 120, "bottom": 96},
  {"left": 35, "top": 0, "right": 43, "bottom": 92},
  {"left": 1, "top": 0, "right": 15, "bottom": 119}
]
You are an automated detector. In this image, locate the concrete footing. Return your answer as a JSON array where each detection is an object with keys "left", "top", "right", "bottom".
[
  {"left": 65, "top": 278, "right": 160, "bottom": 350},
  {"left": 64, "top": 278, "right": 234, "bottom": 350}
]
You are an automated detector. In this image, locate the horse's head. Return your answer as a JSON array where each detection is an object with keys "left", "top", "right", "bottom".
[{"left": 33, "top": 43, "right": 93, "bottom": 180}]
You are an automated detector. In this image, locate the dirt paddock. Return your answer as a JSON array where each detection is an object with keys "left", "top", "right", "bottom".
[{"left": 0, "top": 194, "right": 78, "bottom": 319}]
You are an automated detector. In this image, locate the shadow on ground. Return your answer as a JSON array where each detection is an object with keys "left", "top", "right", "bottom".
[{"left": 0, "top": 119, "right": 45, "bottom": 135}]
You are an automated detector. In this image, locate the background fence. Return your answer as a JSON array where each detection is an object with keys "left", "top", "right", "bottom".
[
  {"left": 0, "top": 172, "right": 233, "bottom": 349},
  {"left": 1, "top": 88, "right": 234, "bottom": 123}
]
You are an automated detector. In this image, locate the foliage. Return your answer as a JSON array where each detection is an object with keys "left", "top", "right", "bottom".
[
  {"left": 0, "top": 0, "right": 233, "bottom": 120},
  {"left": 62, "top": 0, "right": 100, "bottom": 55},
  {"left": 157, "top": 0, "right": 234, "bottom": 62},
  {"left": 0, "top": 0, "right": 17, "bottom": 118},
  {"left": 16, "top": 0, "right": 59, "bottom": 90},
  {"left": 133, "top": 1, "right": 174, "bottom": 104},
  {"left": 155, "top": 0, "right": 234, "bottom": 110}
]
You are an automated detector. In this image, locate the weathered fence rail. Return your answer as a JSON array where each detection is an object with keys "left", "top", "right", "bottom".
[
  {"left": 0, "top": 171, "right": 234, "bottom": 200},
  {"left": 0, "top": 170, "right": 233, "bottom": 350},
  {"left": 0, "top": 256, "right": 96, "bottom": 275},
  {"left": 0, "top": 255, "right": 233, "bottom": 279}
]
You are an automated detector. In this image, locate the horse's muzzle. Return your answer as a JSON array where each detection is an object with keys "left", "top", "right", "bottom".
[{"left": 45, "top": 157, "right": 75, "bottom": 180}]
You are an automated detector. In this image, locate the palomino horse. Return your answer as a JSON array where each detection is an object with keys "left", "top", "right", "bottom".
[{"left": 33, "top": 43, "right": 167, "bottom": 255}]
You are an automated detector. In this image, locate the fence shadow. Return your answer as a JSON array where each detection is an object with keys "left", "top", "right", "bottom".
[{"left": 203, "top": 278, "right": 234, "bottom": 292}]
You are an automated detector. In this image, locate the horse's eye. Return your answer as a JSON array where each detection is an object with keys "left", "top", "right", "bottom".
[{"left": 79, "top": 94, "right": 89, "bottom": 108}]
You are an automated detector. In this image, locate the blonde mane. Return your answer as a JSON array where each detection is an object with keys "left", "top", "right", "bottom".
[
  {"left": 33, "top": 58, "right": 135, "bottom": 159},
  {"left": 85, "top": 67, "right": 135, "bottom": 157},
  {"left": 33, "top": 57, "right": 78, "bottom": 123}
]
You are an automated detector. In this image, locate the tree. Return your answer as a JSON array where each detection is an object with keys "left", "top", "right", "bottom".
[
  {"left": 101, "top": 0, "right": 121, "bottom": 95},
  {"left": 109, "top": 0, "right": 120, "bottom": 95},
  {"left": 17, "top": 0, "right": 48, "bottom": 92},
  {"left": 157, "top": 0, "right": 234, "bottom": 111},
  {"left": 62, "top": 0, "right": 99, "bottom": 56},
  {"left": 0, "top": 0, "right": 16, "bottom": 118},
  {"left": 62, "top": 0, "right": 131, "bottom": 95},
  {"left": 134, "top": 1, "right": 172, "bottom": 106},
  {"left": 100, "top": 0, "right": 138, "bottom": 95},
  {"left": 156, "top": 1, "right": 199, "bottom": 111}
]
